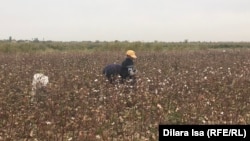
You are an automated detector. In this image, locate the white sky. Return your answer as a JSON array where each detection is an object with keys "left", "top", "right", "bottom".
[{"left": 0, "top": 0, "right": 249, "bottom": 42}]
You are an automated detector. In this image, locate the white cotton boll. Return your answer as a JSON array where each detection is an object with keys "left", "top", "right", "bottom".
[
  {"left": 147, "top": 77, "right": 151, "bottom": 82},
  {"left": 96, "top": 135, "right": 101, "bottom": 140},
  {"left": 155, "top": 89, "right": 158, "bottom": 94},
  {"left": 157, "top": 104, "right": 163, "bottom": 110},
  {"left": 45, "top": 121, "right": 52, "bottom": 125},
  {"left": 158, "top": 69, "right": 162, "bottom": 73}
]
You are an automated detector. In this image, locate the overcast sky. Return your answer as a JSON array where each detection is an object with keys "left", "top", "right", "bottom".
[{"left": 1, "top": 0, "right": 249, "bottom": 42}]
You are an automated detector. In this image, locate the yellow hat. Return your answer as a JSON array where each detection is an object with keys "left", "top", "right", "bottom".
[{"left": 126, "top": 50, "right": 137, "bottom": 59}]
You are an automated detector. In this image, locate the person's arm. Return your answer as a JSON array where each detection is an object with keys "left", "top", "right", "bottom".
[
  {"left": 121, "top": 58, "right": 137, "bottom": 76},
  {"left": 127, "top": 65, "right": 137, "bottom": 76}
]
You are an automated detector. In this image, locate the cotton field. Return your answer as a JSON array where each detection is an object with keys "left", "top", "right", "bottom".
[{"left": 0, "top": 49, "right": 250, "bottom": 140}]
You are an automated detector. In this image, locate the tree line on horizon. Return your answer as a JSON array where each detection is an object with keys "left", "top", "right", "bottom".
[{"left": 0, "top": 39, "right": 250, "bottom": 53}]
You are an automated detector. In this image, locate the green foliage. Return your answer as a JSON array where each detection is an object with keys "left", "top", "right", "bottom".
[{"left": 0, "top": 40, "right": 250, "bottom": 53}]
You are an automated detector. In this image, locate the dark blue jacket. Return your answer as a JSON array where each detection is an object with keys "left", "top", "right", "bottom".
[{"left": 120, "top": 58, "right": 135, "bottom": 79}]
